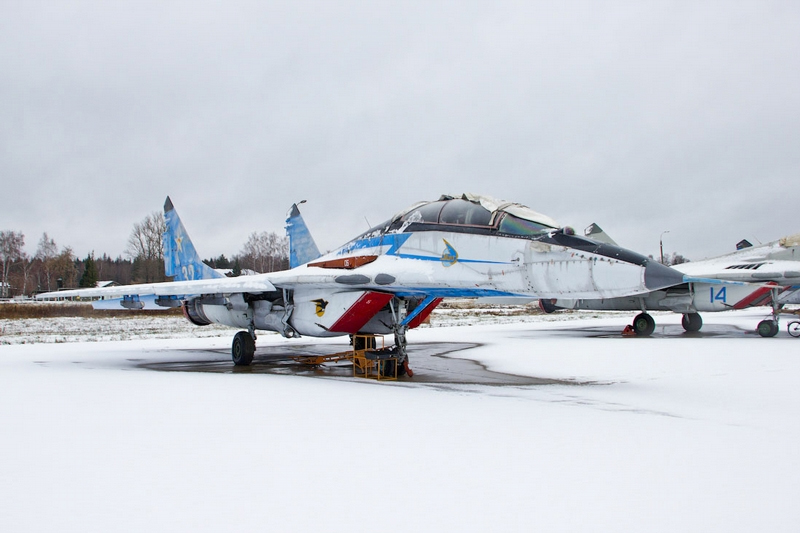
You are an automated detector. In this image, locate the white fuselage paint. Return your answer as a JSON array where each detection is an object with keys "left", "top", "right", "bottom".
[
  {"left": 551, "top": 235, "right": 800, "bottom": 314},
  {"left": 191, "top": 230, "right": 655, "bottom": 337},
  {"left": 271, "top": 230, "right": 649, "bottom": 300}
]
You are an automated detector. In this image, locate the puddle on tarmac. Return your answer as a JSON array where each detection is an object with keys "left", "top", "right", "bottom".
[{"left": 139, "top": 341, "right": 579, "bottom": 386}]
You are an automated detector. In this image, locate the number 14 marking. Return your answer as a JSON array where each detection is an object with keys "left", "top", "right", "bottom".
[{"left": 710, "top": 286, "right": 727, "bottom": 303}]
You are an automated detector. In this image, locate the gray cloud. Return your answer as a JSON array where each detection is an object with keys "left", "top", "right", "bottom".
[{"left": 2, "top": 1, "right": 798, "bottom": 262}]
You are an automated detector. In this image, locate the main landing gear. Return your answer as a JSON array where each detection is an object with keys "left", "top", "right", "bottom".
[
  {"left": 232, "top": 330, "right": 256, "bottom": 366},
  {"left": 627, "top": 312, "right": 703, "bottom": 337},
  {"left": 681, "top": 312, "right": 703, "bottom": 332},
  {"left": 756, "top": 286, "right": 785, "bottom": 338},
  {"left": 631, "top": 312, "right": 655, "bottom": 336}
]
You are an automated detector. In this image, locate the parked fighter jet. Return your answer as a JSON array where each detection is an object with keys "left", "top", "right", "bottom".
[
  {"left": 541, "top": 225, "right": 800, "bottom": 337},
  {"left": 38, "top": 194, "right": 684, "bottom": 367}
]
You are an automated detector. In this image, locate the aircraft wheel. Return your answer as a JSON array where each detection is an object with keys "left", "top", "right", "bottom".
[
  {"left": 539, "top": 299, "right": 557, "bottom": 314},
  {"left": 632, "top": 313, "right": 655, "bottom": 337},
  {"left": 232, "top": 331, "right": 255, "bottom": 365},
  {"left": 381, "top": 359, "right": 397, "bottom": 377},
  {"left": 757, "top": 320, "right": 779, "bottom": 338},
  {"left": 681, "top": 313, "right": 703, "bottom": 332},
  {"left": 789, "top": 321, "right": 800, "bottom": 338}
]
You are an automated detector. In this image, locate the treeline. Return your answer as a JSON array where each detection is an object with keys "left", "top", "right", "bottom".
[{"left": 1, "top": 212, "right": 289, "bottom": 298}]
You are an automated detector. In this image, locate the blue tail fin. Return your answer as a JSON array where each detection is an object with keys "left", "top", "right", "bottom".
[
  {"left": 163, "top": 197, "right": 224, "bottom": 280},
  {"left": 286, "top": 202, "right": 321, "bottom": 268}
]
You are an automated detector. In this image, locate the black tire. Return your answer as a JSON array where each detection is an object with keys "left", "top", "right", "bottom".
[
  {"left": 681, "top": 313, "right": 703, "bottom": 332},
  {"left": 232, "top": 331, "right": 255, "bottom": 366},
  {"left": 632, "top": 313, "right": 655, "bottom": 337},
  {"left": 757, "top": 320, "right": 779, "bottom": 338},
  {"left": 539, "top": 299, "right": 558, "bottom": 314},
  {"left": 789, "top": 321, "right": 800, "bottom": 338},
  {"left": 381, "top": 359, "right": 397, "bottom": 377}
]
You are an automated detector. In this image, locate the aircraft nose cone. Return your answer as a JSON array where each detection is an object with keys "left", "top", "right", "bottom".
[{"left": 644, "top": 260, "right": 685, "bottom": 290}]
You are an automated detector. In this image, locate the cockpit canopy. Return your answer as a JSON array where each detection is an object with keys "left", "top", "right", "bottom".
[
  {"left": 402, "top": 199, "right": 492, "bottom": 226},
  {"left": 344, "top": 193, "right": 563, "bottom": 249},
  {"left": 397, "top": 193, "right": 560, "bottom": 237}
]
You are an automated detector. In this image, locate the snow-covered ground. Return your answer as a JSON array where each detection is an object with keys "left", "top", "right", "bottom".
[
  {"left": 1, "top": 308, "right": 799, "bottom": 532},
  {"left": 0, "top": 315, "right": 233, "bottom": 344},
  {"left": 0, "top": 302, "right": 635, "bottom": 344}
]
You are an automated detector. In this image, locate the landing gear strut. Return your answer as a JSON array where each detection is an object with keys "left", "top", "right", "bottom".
[
  {"left": 393, "top": 326, "right": 413, "bottom": 377},
  {"left": 757, "top": 287, "right": 783, "bottom": 338},
  {"left": 389, "top": 298, "right": 413, "bottom": 377}
]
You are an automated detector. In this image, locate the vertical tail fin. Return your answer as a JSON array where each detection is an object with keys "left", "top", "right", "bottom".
[
  {"left": 584, "top": 223, "right": 618, "bottom": 246},
  {"left": 163, "top": 197, "right": 224, "bottom": 280},
  {"left": 286, "top": 202, "right": 322, "bottom": 268}
]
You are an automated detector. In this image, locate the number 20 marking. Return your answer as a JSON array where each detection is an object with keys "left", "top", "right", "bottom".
[{"left": 710, "top": 286, "right": 727, "bottom": 304}]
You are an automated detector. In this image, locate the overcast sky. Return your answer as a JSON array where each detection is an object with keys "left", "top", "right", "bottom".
[{"left": 2, "top": 0, "right": 798, "bottom": 263}]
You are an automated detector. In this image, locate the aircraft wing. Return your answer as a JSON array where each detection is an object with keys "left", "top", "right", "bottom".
[
  {"left": 37, "top": 275, "right": 277, "bottom": 300},
  {"left": 674, "top": 260, "right": 800, "bottom": 286}
]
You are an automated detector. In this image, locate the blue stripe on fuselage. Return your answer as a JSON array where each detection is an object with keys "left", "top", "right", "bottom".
[
  {"left": 338, "top": 233, "right": 411, "bottom": 255},
  {"left": 393, "top": 253, "right": 510, "bottom": 265},
  {"left": 391, "top": 288, "right": 525, "bottom": 298},
  {"left": 338, "top": 232, "right": 511, "bottom": 265}
]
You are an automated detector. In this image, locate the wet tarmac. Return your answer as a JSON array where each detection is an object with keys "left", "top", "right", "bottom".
[
  {"left": 137, "top": 320, "right": 777, "bottom": 387},
  {"left": 140, "top": 342, "right": 574, "bottom": 386},
  {"left": 509, "top": 322, "right": 758, "bottom": 340}
]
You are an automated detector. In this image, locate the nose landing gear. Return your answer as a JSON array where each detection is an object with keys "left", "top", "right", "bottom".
[{"left": 757, "top": 287, "right": 785, "bottom": 338}]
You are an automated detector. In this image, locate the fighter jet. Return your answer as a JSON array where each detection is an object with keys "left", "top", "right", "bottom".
[
  {"left": 38, "top": 194, "right": 684, "bottom": 367},
  {"left": 541, "top": 224, "right": 800, "bottom": 337}
]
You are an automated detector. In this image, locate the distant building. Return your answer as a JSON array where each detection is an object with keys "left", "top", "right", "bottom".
[{"left": 0, "top": 282, "right": 13, "bottom": 298}]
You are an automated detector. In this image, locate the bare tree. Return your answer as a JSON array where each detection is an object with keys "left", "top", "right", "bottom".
[
  {"left": 36, "top": 233, "right": 58, "bottom": 291},
  {"left": 18, "top": 251, "right": 34, "bottom": 296},
  {"left": 51, "top": 247, "right": 77, "bottom": 288},
  {"left": 665, "top": 252, "right": 690, "bottom": 266},
  {"left": 239, "top": 231, "right": 289, "bottom": 273},
  {"left": 0, "top": 230, "right": 24, "bottom": 297},
  {"left": 125, "top": 211, "right": 167, "bottom": 282}
]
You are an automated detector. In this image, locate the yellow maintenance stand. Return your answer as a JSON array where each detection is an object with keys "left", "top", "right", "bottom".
[{"left": 290, "top": 334, "right": 398, "bottom": 381}]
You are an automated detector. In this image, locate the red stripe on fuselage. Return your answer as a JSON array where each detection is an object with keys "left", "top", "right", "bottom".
[
  {"left": 733, "top": 282, "right": 778, "bottom": 310},
  {"left": 329, "top": 292, "right": 394, "bottom": 334}
]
